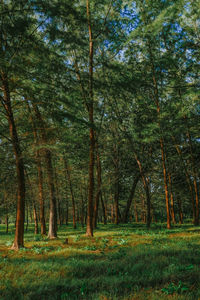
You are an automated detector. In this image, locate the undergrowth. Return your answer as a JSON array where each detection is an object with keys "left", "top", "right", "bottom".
[{"left": 0, "top": 223, "right": 200, "bottom": 299}]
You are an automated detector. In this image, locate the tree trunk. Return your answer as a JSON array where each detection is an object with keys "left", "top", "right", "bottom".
[
  {"left": 26, "top": 202, "right": 29, "bottom": 232},
  {"left": 134, "top": 200, "right": 139, "bottom": 222},
  {"left": 184, "top": 116, "right": 199, "bottom": 225},
  {"left": 5, "top": 215, "right": 9, "bottom": 233},
  {"left": 80, "top": 188, "right": 84, "bottom": 228},
  {"left": 66, "top": 202, "right": 68, "bottom": 226},
  {"left": 168, "top": 173, "right": 176, "bottom": 224},
  {"left": 54, "top": 168, "right": 62, "bottom": 226},
  {"left": 134, "top": 154, "right": 151, "bottom": 228},
  {"left": 1, "top": 74, "right": 26, "bottom": 250},
  {"left": 46, "top": 150, "right": 57, "bottom": 238},
  {"left": 86, "top": 0, "right": 95, "bottom": 236},
  {"left": 33, "top": 203, "right": 39, "bottom": 234},
  {"left": 32, "top": 103, "right": 57, "bottom": 239},
  {"left": 101, "top": 194, "right": 107, "bottom": 225},
  {"left": 123, "top": 174, "right": 140, "bottom": 223},
  {"left": 93, "top": 146, "right": 102, "bottom": 228},
  {"left": 26, "top": 101, "right": 46, "bottom": 235},
  {"left": 148, "top": 41, "right": 171, "bottom": 229},
  {"left": 64, "top": 159, "right": 76, "bottom": 229},
  {"left": 173, "top": 136, "right": 196, "bottom": 224},
  {"left": 160, "top": 138, "right": 171, "bottom": 229},
  {"left": 178, "top": 197, "right": 183, "bottom": 224},
  {"left": 38, "top": 160, "right": 46, "bottom": 235}
]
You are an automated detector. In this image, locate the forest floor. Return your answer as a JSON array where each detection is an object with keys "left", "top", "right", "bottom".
[{"left": 0, "top": 222, "right": 200, "bottom": 300}]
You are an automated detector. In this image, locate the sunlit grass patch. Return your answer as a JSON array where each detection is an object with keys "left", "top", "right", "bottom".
[{"left": 0, "top": 223, "right": 200, "bottom": 299}]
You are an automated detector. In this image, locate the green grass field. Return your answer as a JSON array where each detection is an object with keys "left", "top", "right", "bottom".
[{"left": 0, "top": 223, "right": 200, "bottom": 299}]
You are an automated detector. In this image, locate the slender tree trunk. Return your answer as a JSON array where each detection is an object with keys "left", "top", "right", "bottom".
[
  {"left": 134, "top": 200, "right": 139, "bottom": 222},
  {"left": 160, "top": 139, "right": 171, "bottom": 229},
  {"left": 173, "top": 136, "right": 196, "bottom": 223},
  {"left": 93, "top": 146, "right": 102, "bottom": 228},
  {"left": 26, "top": 202, "right": 29, "bottom": 232},
  {"left": 114, "top": 176, "right": 119, "bottom": 225},
  {"left": 86, "top": 0, "right": 95, "bottom": 236},
  {"left": 26, "top": 101, "right": 46, "bottom": 234},
  {"left": 178, "top": 197, "right": 183, "bottom": 224},
  {"left": 123, "top": 174, "right": 140, "bottom": 223},
  {"left": 168, "top": 173, "right": 176, "bottom": 224},
  {"left": 101, "top": 194, "right": 107, "bottom": 225},
  {"left": 5, "top": 215, "right": 9, "bottom": 233},
  {"left": 64, "top": 159, "right": 76, "bottom": 229},
  {"left": 46, "top": 150, "right": 57, "bottom": 238},
  {"left": 62, "top": 158, "right": 69, "bottom": 226},
  {"left": 54, "top": 168, "right": 62, "bottom": 226},
  {"left": 38, "top": 161, "right": 46, "bottom": 235},
  {"left": 1, "top": 74, "right": 26, "bottom": 250},
  {"left": 112, "top": 143, "right": 120, "bottom": 225},
  {"left": 184, "top": 116, "right": 199, "bottom": 225},
  {"left": 33, "top": 203, "right": 39, "bottom": 234},
  {"left": 134, "top": 154, "right": 151, "bottom": 228},
  {"left": 111, "top": 203, "right": 115, "bottom": 223},
  {"left": 66, "top": 202, "right": 68, "bottom": 226},
  {"left": 148, "top": 41, "right": 171, "bottom": 229},
  {"left": 32, "top": 103, "right": 57, "bottom": 239},
  {"left": 80, "top": 188, "right": 84, "bottom": 228}
]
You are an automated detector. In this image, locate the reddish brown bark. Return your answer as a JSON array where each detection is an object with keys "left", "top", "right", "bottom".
[
  {"left": 65, "top": 160, "right": 76, "bottom": 229},
  {"left": 86, "top": 0, "right": 95, "bottom": 237},
  {"left": 37, "top": 159, "right": 46, "bottom": 235},
  {"left": 168, "top": 173, "right": 176, "bottom": 224},
  {"left": 160, "top": 138, "right": 171, "bottom": 229},
  {"left": 101, "top": 194, "right": 107, "bottom": 225},
  {"left": 33, "top": 203, "right": 39, "bottom": 234},
  {"left": 1, "top": 73, "right": 25, "bottom": 250},
  {"left": 184, "top": 116, "right": 199, "bottom": 225},
  {"left": 5, "top": 215, "right": 9, "bottom": 234},
  {"left": 134, "top": 154, "right": 151, "bottom": 228},
  {"left": 148, "top": 40, "right": 171, "bottom": 229},
  {"left": 26, "top": 101, "right": 46, "bottom": 235},
  {"left": 173, "top": 137, "right": 196, "bottom": 223},
  {"left": 123, "top": 174, "right": 140, "bottom": 223},
  {"left": 32, "top": 104, "right": 57, "bottom": 239},
  {"left": 80, "top": 187, "right": 85, "bottom": 228},
  {"left": 178, "top": 197, "right": 183, "bottom": 224},
  {"left": 93, "top": 147, "right": 102, "bottom": 228}
]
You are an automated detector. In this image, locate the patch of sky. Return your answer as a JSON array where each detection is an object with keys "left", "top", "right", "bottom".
[{"left": 120, "top": 2, "right": 139, "bottom": 33}]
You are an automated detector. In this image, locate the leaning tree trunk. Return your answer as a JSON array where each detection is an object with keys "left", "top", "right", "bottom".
[
  {"left": 123, "top": 174, "right": 140, "bottom": 223},
  {"left": 1, "top": 73, "right": 25, "bottom": 250}
]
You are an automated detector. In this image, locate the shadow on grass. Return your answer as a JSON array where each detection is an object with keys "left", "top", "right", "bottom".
[{"left": 1, "top": 240, "right": 200, "bottom": 300}]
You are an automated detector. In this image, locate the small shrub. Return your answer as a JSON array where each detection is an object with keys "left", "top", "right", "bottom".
[{"left": 162, "top": 281, "right": 189, "bottom": 295}]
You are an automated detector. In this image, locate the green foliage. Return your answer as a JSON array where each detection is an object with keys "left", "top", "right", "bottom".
[
  {"left": 162, "top": 281, "right": 189, "bottom": 295},
  {"left": 0, "top": 223, "right": 200, "bottom": 299}
]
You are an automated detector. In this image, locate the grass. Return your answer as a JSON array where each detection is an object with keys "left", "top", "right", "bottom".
[{"left": 0, "top": 222, "right": 200, "bottom": 299}]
